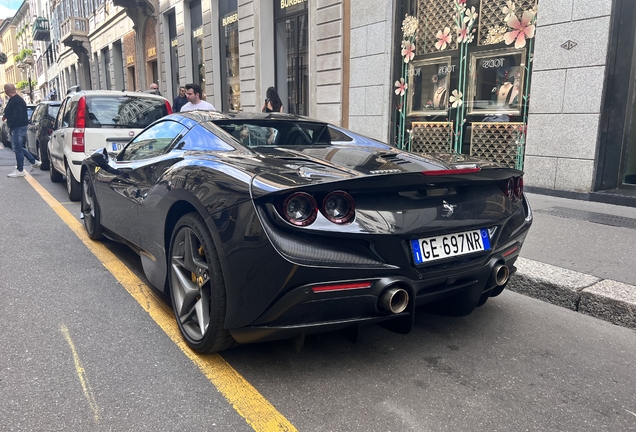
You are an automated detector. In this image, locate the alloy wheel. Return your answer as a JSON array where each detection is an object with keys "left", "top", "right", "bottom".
[{"left": 171, "top": 227, "right": 211, "bottom": 341}]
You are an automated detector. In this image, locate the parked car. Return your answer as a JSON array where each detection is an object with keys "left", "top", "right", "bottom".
[
  {"left": 80, "top": 111, "right": 533, "bottom": 353},
  {"left": 49, "top": 88, "right": 171, "bottom": 200},
  {"left": 1, "top": 104, "right": 36, "bottom": 148},
  {"left": 26, "top": 101, "right": 61, "bottom": 170}
]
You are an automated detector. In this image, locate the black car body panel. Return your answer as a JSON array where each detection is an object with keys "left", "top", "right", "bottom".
[{"left": 82, "top": 111, "right": 532, "bottom": 348}]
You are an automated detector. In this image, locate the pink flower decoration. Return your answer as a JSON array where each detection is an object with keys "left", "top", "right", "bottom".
[
  {"left": 395, "top": 78, "right": 408, "bottom": 96},
  {"left": 456, "top": 24, "right": 469, "bottom": 43},
  {"left": 401, "top": 40, "right": 415, "bottom": 63},
  {"left": 504, "top": 11, "right": 536, "bottom": 49},
  {"left": 435, "top": 27, "right": 452, "bottom": 51}
]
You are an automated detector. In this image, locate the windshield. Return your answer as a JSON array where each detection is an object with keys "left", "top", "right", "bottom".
[
  {"left": 85, "top": 95, "right": 168, "bottom": 128},
  {"left": 211, "top": 120, "right": 332, "bottom": 148}
]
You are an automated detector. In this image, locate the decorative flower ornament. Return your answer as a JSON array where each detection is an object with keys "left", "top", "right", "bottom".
[
  {"left": 435, "top": 27, "right": 453, "bottom": 51},
  {"left": 401, "top": 40, "right": 415, "bottom": 63},
  {"left": 449, "top": 89, "right": 463, "bottom": 108},
  {"left": 456, "top": 24, "right": 469, "bottom": 43},
  {"left": 504, "top": 11, "right": 536, "bottom": 49},
  {"left": 464, "top": 6, "right": 478, "bottom": 25},
  {"left": 502, "top": 1, "right": 516, "bottom": 22},
  {"left": 401, "top": 14, "right": 418, "bottom": 38},
  {"left": 395, "top": 78, "right": 408, "bottom": 96}
]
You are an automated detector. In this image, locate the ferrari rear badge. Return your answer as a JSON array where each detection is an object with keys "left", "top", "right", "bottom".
[{"left": 442, "top": 200, "right": 456, "bottom": 217}]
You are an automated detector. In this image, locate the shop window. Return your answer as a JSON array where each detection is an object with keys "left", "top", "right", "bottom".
[{"left": 407, "top": 56, "right": 452, "bottom": 116}]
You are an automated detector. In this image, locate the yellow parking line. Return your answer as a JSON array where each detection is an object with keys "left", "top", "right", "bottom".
[
  {"left": 60, "top": 324, "right": 100, "bottom": 424},
  {"left": 25, "top": 174, "right": 297, "bottom": 432}
]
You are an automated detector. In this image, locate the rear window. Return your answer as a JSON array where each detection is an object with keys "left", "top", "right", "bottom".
[
  {"left": 85, "top": 95, "right": 168, "bottom": 128},
  {"left": 211, "top": 120, "right": 332, "bottom": 148},
  {"left": 27, "top": 106, "right": 35, "bottom": 120},
  {"left": 48, "top": 104, "right": 61, "bottom": 118}
]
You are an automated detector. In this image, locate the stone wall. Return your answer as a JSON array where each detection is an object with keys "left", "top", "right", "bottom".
[
  {"left": 347, "top": 0, "right": 394, "bottom": 142},
  {"left": 525, "top": 0, "right": 613, "bottom": 191}
]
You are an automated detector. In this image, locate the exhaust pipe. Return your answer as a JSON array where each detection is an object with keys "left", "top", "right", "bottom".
[
  {"left": 493, "top": 264, "right": 510, "bottom": 286},
  {"left": 378, "top": 287, "right": 409, "bottom": 314}
]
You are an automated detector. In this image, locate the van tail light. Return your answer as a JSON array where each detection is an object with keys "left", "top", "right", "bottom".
[
  {"left": 165, "top": 100, "right": 173, "bottom": 114},
  {"left": 75, "top": 96, "right": 86, "bottom": 128},
  {"left": 72, "top": 129, "right": 85, "bottom": 152},
  {"left": 72, "top": 96, "right": 87, "bottom": 152}
]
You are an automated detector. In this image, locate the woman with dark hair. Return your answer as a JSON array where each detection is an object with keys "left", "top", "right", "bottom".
[{"left": 261, "top": 87, "right": 283, "bottom": 113}]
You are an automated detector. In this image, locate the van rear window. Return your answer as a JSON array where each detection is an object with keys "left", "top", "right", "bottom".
[{"left": 86, "top": 96, "right": 168, "bottom": 128}]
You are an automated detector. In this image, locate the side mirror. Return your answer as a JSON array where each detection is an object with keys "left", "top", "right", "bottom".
[{"left": 89, "top": 148, "right": 126, "bottom": 176}]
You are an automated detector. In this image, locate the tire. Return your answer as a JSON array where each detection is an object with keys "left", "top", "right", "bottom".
[
  {"left": 37, "top": 142, "right": 50, "bottom": 170},
  {"left": 81, "top": 171, "right": 103, "bottom": 240},
  {"left": 49, "top": 151, "right": 64, "bottom": 183},
  {"left": 168, "top": 213, "right": 236, "bottom": 353},
  {"left": 66, "top": 164, "right": 81, "bottom": 201}
]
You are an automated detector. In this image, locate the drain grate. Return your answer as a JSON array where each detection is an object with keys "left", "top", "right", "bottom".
[{"left": 535, "top": 206, "right": 636, "bottom": 230}]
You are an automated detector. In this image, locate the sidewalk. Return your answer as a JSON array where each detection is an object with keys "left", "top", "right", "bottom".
[
  {"left": 1, "top": 144, "right": 635, "bottom": 330},
  {"left": 512, "top": 192, "right": 636, "bottom": 330}
]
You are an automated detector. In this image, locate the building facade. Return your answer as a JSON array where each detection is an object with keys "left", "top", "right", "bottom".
[{"left": 0, "top": 0, "right": 634, "bottom": 203}]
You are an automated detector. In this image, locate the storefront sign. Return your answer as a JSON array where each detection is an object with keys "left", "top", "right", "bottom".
[
  {"left": 438, "top": 65, "right": 456, "bottom": 75},
  {"left": 407, "top": 68, "right": 421, "bottom": 77},
  {"left": 480, "top": 58, "right": 505, "bottom": 68},
  {"left": 193, "top": 27, "right": 203, "bottom": 38},
  {"left": 280, "top": 0, "right": 306, "bottom": 9},
  {"left": 126, "top": 55, "right": 134, "bottom": 65},
  {"left": 147, "top": 47, "right": 156, "bottom": 58},
  {"left": 171, "top": 38, "right": 178, "bottom": 47},
  {"left": 223, "top": 12, "right": 238, "bottom": 26}
]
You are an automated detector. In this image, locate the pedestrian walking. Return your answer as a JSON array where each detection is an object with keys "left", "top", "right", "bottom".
[
  {"left": 3, "top": 84, "right": 40, "bottom": 178},
  {"left": 261, "top": 87, "right": 284, "bottom": 113},
  {"left": 149, "top": 82, "right": 162, "bottom": 96},
  {"left": 172, "top": 86, "right": 188, "bottom": 112},
  {"left": 180, "top": 83, "right": 216, "bottom": 111}
]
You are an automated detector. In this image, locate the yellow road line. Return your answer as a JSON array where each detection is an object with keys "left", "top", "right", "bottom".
[
  {"left": 60, "top": 324, "right": 100, "bottom": 424},
  {"left": 25, "top": 174, "right": 297, "bottom": 432}
]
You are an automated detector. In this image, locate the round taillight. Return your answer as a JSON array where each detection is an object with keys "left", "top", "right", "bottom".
[
  {"left": 515, "top": 177, "right": 524, "bottom": 199},
  {"left": 282, "top": 192, "right": 317, "bottom": 226},
  {"left": 506, "top": 178, "right": 515, "bottom": 200},
  {"left": 321, "top": 191, "right": 355, "bottom": 224}
]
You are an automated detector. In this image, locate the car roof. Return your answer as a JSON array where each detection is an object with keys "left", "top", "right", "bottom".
[
  {"left": 65, "top": 89, "right": 167, "bottom": 101},
  {"left": 174, "top": 110, "right": 326, "bottom": 124}
]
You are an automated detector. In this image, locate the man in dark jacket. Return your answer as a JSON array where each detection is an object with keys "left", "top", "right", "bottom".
[
  {"left": 3, "top": 84, "right": 40, "bottom": 177},
  {"left": 172, "top": 86, "right": 187, "bottom": 112}
]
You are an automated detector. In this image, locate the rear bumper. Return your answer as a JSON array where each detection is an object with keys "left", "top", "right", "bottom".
[{"left": 229, "top": 230, "right": 527, "bottom": 345}]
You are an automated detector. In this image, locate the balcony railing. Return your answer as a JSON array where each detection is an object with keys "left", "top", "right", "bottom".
[
  {"left": 32, "top": 17, "right": 50, "bottom": 41},
  {"left": 60, "top": 17, "right": 88, "bottom": 43}
]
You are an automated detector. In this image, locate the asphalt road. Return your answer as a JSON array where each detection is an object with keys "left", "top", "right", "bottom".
[{"left": 1, "top": 148, "right": 635, "bottom": 431}]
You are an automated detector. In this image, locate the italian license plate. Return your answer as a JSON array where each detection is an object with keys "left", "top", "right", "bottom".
[
  {"left": 411, "top": 228, "right": 491, "bottom": 265},
  {"left": 111, "top": 142, "right": 124, "bottom": 152}
]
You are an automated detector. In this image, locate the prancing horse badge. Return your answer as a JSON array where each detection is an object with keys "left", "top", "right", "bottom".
[{"left": 442, "top": 200, "right": 456, "bottom": 217}]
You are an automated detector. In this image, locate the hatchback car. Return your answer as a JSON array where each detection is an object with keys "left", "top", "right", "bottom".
[
  {"left": 26, "top": 101, "right": 61, "bottom": 169},
  {"left": 49, "top": 88, "right": 171, "bottom": 200},
  {"left": 1, "top": 104, "right": 36, "bottom": 148}
]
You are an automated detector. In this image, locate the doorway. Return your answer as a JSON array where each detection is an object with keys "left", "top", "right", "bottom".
[{"left": 275, "top": 8, "right": 308, "bottom": 115}]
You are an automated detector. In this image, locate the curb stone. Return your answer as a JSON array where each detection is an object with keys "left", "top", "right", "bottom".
[{"left": 507, "top": 257, "right": 636, "bottom": 330}]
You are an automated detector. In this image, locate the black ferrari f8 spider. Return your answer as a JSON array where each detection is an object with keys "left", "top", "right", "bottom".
[{"left": 81, "top": 111, "right": 532, "bottom": 353}]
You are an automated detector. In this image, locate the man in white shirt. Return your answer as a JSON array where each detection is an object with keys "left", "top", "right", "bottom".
[{"left": 180, "top": 83, "right": 216, "bottom": 112}]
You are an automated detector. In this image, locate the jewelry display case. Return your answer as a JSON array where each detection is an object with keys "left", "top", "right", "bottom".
[
  {"left": 407, "top": 56, "right": 453, "bottom": 116},
  {"left": 467, "top": 47, "right": 526, "bottom": 115}
]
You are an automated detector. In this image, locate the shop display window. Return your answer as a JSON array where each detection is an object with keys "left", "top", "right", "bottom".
[
  {"left": 468, "top": 47, "right": 526, "bottom": 115},
  {"left": 407, "top": 56, "right": 452, "bottom": 116}
]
